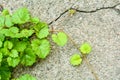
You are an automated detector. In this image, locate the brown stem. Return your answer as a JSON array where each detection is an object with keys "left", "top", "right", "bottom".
[
  {"left": 50, "top": 29, "right": 99, "bottom": 80},
  {"left": 83, "top": 55, "right": 99, "bottom": 80},
  {"left": 66, "top": 32, "right": 99, "bottom": 80},
  {"left": 48, "top": 6, "right": 99, "bottom": 79}
]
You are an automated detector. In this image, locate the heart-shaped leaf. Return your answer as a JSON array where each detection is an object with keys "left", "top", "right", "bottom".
[
  {"left": 80, "top": 43, "right": 92, "bottom": 54},
  {"left": 70, "top": 54, "right": 82, "bottom": 66}
]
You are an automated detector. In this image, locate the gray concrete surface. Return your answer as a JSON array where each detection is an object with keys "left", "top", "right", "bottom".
[{"left": 0, "top": 0, "right": 120, "bottom": 80}]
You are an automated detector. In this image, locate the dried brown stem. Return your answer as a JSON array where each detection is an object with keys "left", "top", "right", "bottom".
[
  {"left": 83, "top": 55, "right": 99, "bottom": 80},
  {"left": 66, "top": 32, "right": 99, "bottom": 80},
  {"left": 49, "top": 29, "right": 99, "bottom": 80},
  {"left": 64, "top": 31, "right": 99, "bottom": 80}
]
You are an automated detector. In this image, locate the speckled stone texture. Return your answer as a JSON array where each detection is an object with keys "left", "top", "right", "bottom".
[{"left": 0, "top": 0, "right": 120, "bottom": 80}]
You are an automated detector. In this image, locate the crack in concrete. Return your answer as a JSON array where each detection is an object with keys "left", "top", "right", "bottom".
[
  {"left": 72, "top": 3, "right": 120, "bottom": 13},
  {"left": 48, "top": 3, "right": 120, "bottom": 25},
  {"left": 48, "top": 9, "right": 69, "bottom": 25}
]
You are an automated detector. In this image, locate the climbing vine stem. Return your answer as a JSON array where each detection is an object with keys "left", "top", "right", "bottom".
[{"left": 49, "top": 29, "right": 99, "bottom": 80}]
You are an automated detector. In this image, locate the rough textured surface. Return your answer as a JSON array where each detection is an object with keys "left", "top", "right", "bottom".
[
  {"left": 72, "top": 0, "right": 120, "bottom": 10},
  {"left": 0, "top": 0, "right": 120, "bottom": 80},
  {"left": 1, "top": 0, "right": 78, "bottom": 23}
]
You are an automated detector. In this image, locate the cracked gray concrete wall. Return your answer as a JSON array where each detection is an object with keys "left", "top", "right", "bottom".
[
  {"left": 50, "top": 9, "right": 120, "bottom": 80},
  {"left": 0, "top": 0, "right": 120, "bottom": 80},
  {"left": 72, "top": 0, "right": 120, "bottom": 11}
]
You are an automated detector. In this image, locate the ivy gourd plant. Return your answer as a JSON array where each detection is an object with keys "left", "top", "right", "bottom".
[
  {"left": 0, "top": 8, "right": 68, "bottom": 80},
  {"left": 80, "top": 42, "right": 92, "bottom": 54},
  {"left": 70, "top": 54, "right": 82, "bottom": 66},
  {"left": 52, "top": 32, "right": 67, "bottom": 46},
  {"left": 70, "top": 42, "right": 92, "bottom": 66}
]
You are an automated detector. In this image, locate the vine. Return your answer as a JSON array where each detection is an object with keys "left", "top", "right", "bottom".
[{"left": 0, "top": 8, "right": 99, "bottom": 80}]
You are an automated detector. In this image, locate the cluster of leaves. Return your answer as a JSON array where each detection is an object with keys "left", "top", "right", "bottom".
[
  {"left": 0, "top": 8, "right": 68, "bottom": 80},
  {"left": 12, "top": 74, "right": 36, "bottom": 80},
  {"left": 70, "top": 43, "right": 92, "bottom": 66}
]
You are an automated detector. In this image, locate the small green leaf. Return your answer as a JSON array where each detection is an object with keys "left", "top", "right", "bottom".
[
  {"left": 7, "top": 57, "right": 20, "bottom": 67},
  {"left": 9, "top": 49, "right": 19, "bottom": 58},
  {"left": 0, "top": 16, "right": 5, "bottom": 29},
  {"left": 80, "top": 43, "right": 92, "bottom": 54},
  {"left": 5, "top": 15, "right": 13, "bottom": 27},
  {"left": 21, "top": 48, "right": 36, "bottom": 66},
  {"left": 12, "top": 8, "right": 30, "bottom": 24},
  {"left": 0, "top": 29, "right": 8, "bottom": 34},
  {"left": 0, "top": 53, "right": 3, "bottom": 63},
  {"left": 0, "top": 48, "right": 10, "bottom": 56},
  {"left": 2, "top": 27, "right": 19, "bottom": 38},
  {"left": 13, "top": 41, "right": 27, "bottom": 52},
  {"left": 16, "top": 74, "right": 36, "bottom": 80},
  {"left": 31, "top": 39, "right": 41, "bottom": 51},
  {"left": 19, "top": 29, "right": 34, "bottom": 38},
  {"left": 33, "top": 21, "right": 49, "bottom": 39},
  {"left": 9, "top": 27, "right": 19, "bottom": 33},
  {"left": 2, "top": 9, "right": 9, "bottom": 16},
  {"left": 31, "top": 39, "right": 50, "bottom": 59},
  {"left": 7, "top": 48, "right": 20, "bottom": 67},
  {"left": 52, "top": 32, "right": 67, "bottom": 46},
  {"left": 36, "top": 39, "right": 50, "bottom": 59},
  {"left": 30, "top": 17, "right": 40, "bottom": 24},
  {"left": 0, "top": 33, "right": 5, "bottom": 41},
  {"left": 0, "top": 41, "right": 3, "bottom": 48},
  {"left": 70, "top": 54, "right": 82, "bottom": 66},
  {"left": 0, "top": 60, "right": 11, "bottom": 80},
  {"left": 36, "top": 27, "right": 49, "bottom": 39},
  {"left": 4, "top": 41, "right": 13, "bottom": 49},
  {"left": 33, "top": 22, "right": 48, "bottom": 32}
]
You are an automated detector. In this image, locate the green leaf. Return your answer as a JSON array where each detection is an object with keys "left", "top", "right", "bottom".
[
  {"left": 0, "top": 48, "right": 10, "bottom": 56},
  {"left": 0, "top": 60, "right": 11, "bottom": 80},
  {"left": 30, "top": 17, "right": 40, "bottom": 24},
  {"left": 19, "top": 29, "right": 34, "bottom": 38},
  {"left": 9, "top": 27, "right": 19, "bottom": 33},
  {"left": 13, "top": 41, "right": 27, "bottom": 52},
  {"left": 0, "top": 29, "right": 8, "bottom": 34},
  {"left": 16, "top": 74, "right": 36, "bottom": 80},
  {"left": 2, "top": 27, "right": 19, "bottom": 38},
  {"left": 31, "top": 39, "right": 41, "bottom": 51},
  {"left": 0, "top": 52, "right": 2, "bottom": 63},
  {"left": 0, "top": 33, "right": 5, "bottom": 41},
  {"left": 70, "top": 54, "right": 82, "bottom": 66},
  {"left": 31, "top": 39, "right": 50, "bottom": 59},
  {"left": 52, "top": 32, "right": 67, "bottom": 46},
  {"left": 7, "top": 57, "right": 20, "bottom": 67},
  {"left": 21, "top": 48, "right": 36, "bottom": 66},
  {"left": 80, "top": 43, "right": 92, "bottom": 54},
  {"left": 36, "top": 27, "right": 49, "bottom": 39},
  {"left": 0, "top": 16, "right": 5, "bottom": 29},
  {"left": 0, "top": 41, "right": 2, "bottom": 48},
  {"left": 7, "top": 49, "right": 20, "bottom": 67},
  {"left": 36, "top": 39, "right": 50, "bottom": 59},
  {"left": 12, "top": 8, "right": 30, "bottom": 24},
  {"left": 5, "top": 15, "right": 13, "bottom": 27},
  {"left": 4, "top": 41, "right": 13, "bottom": 49},
  {"left": 2, "top": 9, "right": 9, "bottom": 16},
  {"left": 33, "top": 22, "right": 48, "bottom": 32},
  {"left": 9, "top": 49, "right": 19, "bottom": 58}
]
